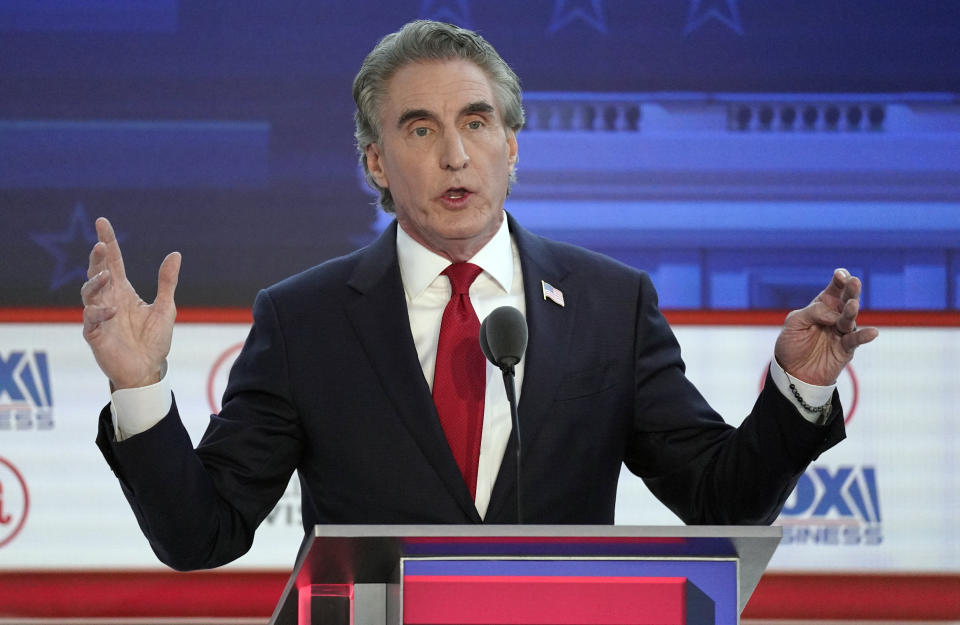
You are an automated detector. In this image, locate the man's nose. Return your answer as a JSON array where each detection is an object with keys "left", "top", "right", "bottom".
[{"left": 439, "top": 132, "right": 470, "bottom": 170}]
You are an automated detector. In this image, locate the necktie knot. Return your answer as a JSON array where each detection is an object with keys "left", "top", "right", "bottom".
[{"left": 443, "top": 263, "right": 482, "bottom": 296}]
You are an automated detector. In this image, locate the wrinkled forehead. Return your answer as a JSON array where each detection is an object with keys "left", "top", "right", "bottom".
[{"left": 377, "top": 58, "right": 503, "bottom": 125}]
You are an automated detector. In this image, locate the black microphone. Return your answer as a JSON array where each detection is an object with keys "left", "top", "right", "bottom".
[
  {"left": 480, "top": 306, "right": 528, "bottom": 523},
  {"left": 480, "top": 305, "right": 528, "bottom": 371}
]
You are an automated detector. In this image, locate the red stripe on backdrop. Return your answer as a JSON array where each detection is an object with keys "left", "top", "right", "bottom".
[
  {"left": 662, "top": 309, "right": 960, "bottom": 327},
  {"left": 0, "top": 307, "right": 253, "bottom": 323},
  {"left": 0, "top": 571, "right": 286, "bottom": 619},
  {"left": 0, "top": 572, "right": 958, "bottom": 620},
  {"left": 1, "top": 307, "right": 959, "bottom": 326},
  {"left": 743, "top": 572, "right": 960, "bottom": 621}
]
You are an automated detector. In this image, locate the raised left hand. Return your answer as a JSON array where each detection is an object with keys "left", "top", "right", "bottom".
[{"left": 774, "top": 268, "right": 879, "bottom": 386}]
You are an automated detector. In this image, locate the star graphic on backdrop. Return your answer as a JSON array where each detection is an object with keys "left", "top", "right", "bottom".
[
  {"left": 420, "top": 0, "right": 472, "bottom": 28},
  {"left": 548, "top": 0, "right": 607, "bottom": 34},
  {"left": 684, "top": 0, "right": 743, "bottom": 35},
  {"left": 31, "top": 202, "right": 120, "bottom": 292}
]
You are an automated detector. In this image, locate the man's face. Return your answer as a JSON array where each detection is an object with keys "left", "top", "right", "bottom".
[{"left": 365, "top": 58, "right": 519, "bottom": 262}]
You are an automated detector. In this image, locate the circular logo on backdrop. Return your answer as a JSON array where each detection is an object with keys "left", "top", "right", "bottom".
[
  {"left": 760, "top": 362, "right": 859, "bottom": 425},
  {"left": 207, "top": 343, "right": 244, "bottom": 414},
  {"left": 0, "top": 457, "right": 30, "bottom": 548}
]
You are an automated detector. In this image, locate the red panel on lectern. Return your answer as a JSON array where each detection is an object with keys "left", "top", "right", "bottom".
[{"left": 403, "top": 575, "right": 688, "bottom": 625}]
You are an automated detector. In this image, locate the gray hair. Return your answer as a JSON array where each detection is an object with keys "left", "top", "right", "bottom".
[{"left": 353, "top": 20, "right": 525, "bottom": 212}]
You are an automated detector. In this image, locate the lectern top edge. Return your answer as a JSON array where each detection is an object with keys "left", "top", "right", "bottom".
[{"left": 311, "top": 524, "right": 782, "bottom": 540}]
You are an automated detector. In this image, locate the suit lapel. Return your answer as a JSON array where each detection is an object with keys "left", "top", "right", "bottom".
[
  {"left": 344, "top": 222, "right": 481, "bottom": 522},
  {"left": 487, "top": 215, "right": 576, "bottom": 522}
]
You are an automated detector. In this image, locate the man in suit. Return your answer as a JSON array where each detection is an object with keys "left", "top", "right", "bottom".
[{"left": 81, "top": 21, "right": 877, "bottom": 571}]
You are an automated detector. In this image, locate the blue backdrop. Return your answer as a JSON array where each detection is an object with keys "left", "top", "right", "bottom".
[{"left": 3, "top": 0, "right": 959, "bottom": 309}]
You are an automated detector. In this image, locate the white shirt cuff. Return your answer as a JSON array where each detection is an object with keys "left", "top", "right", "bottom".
[
  {"left": 769, "top": 357, "right": 835, "bottom": 424},
  {"left": 109, "top": 374, "right": 172, "bottom": 441}
]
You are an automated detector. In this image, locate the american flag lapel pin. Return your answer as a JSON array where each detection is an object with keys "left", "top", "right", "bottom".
[{"left": 541, "top": 280, "right": 565, "bottom": 307}]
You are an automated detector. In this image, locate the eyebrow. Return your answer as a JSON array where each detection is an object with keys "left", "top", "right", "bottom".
[
  {"left": 395, "top": 101, "right": 496, "bottom": 129},
  {"left": 396, "top": 108, "right": 436, "bottom": 129},
  {"left": 462, "top": 101, "right": 495, "bottom": 117}
]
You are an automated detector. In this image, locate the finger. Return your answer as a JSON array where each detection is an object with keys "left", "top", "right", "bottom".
[
  {"left": 87, "top": 241, "right": 107, "bottom": 279},
  {"left": 82, "top": 304, "right": 117, "bottom": 333},
  {"left": 80, "top": 269, "right": 110, "bottom": 305},
  {"left": 783, "top": 303, "right": 828, "bottom": 331},
  {"left": 816, "top": 268, "right": 851, "bottom": 307},
  {"left": 95, "top": 217, "right": 128, "bottom": 283},
  {"left": 828, "top": 267, "right": 850, "bottom": 294},
  {"left": 840, "top": 275, "right": 862, "bottom": 307},
  {"left": 155, "top": 251, "right": 182, "bottom": 309},
  {"left": 835, "top": 296, "right": 860, "bottom": 335},
  {"left": 801, "top": 299, "right": 842, "bottom": 328},
  {"left": 841, "top": 326, "right": 879, "bottom": 352}
]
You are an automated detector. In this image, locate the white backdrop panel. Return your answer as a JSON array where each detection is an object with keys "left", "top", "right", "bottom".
[{"left": 1, "top": 323, "right": 956, "bottom": 572}]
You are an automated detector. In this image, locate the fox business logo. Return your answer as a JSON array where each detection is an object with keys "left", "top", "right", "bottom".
[
  {"left": 0, "top": 351, "right": 54, "bottom": 431},
  {"left": 778, "top": 465, "right": 882, "bottom": 546}
]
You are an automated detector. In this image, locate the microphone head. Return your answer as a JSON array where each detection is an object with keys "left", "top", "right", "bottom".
[{"left": 480, "top": 306, "right": 528, "bottom": 370}]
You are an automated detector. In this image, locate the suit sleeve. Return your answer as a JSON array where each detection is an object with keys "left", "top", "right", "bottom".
[
  {"left": 623, "top": 273, "right": 845, "bottom": 525},
  {"left": 95, "top": 289, "right": 302, "bottom": 570}
]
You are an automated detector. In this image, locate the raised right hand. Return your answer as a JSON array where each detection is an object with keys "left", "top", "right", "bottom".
[{"left": 81, "top": 217, "right": 181, "bottom": 390}]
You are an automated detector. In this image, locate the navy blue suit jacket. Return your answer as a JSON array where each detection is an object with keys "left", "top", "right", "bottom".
[{"left": 97, "top": 214, "right": 844, "bottom": 571}]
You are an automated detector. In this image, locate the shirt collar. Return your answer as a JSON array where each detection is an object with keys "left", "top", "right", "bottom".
[{"left": 396, "top": 214, "right": 514, "bottom": 300}]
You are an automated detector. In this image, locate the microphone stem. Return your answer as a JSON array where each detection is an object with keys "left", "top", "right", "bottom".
[{"left": 501, "top": 367, "right": 522, "bottom": 524}]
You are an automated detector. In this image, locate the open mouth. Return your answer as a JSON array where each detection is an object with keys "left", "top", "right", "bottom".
[{"left": 443, "top": 187, "right": 470, "bottom": 200}]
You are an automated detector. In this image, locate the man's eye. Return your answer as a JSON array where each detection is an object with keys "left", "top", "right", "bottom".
[
  {"left": 413, "top": 127, "right": 430, "bottom": 137},
  {"left": 467, "top": 120, "right": 484, "bottom": 130}
]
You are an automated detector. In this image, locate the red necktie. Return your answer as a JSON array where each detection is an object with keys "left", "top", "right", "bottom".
[{"left": 433, "top": 262, "right": 485, "bottom": 499}]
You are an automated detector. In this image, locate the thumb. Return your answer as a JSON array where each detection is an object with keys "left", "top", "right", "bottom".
[{"left": 156, "top": 251, "right": 182, "bottom": 308}]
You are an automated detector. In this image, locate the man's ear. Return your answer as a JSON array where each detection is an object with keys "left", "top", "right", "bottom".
[
  {"left": 506, "top": 130, "right": 519, "bottom": 172},
  {"left": 365, "top": 143, "right": 389, "bottom": 188}
]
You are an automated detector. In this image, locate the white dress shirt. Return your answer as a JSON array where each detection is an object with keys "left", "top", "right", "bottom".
[{"left": 396, "top": 216, "right": 524, "bottom": 518}]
